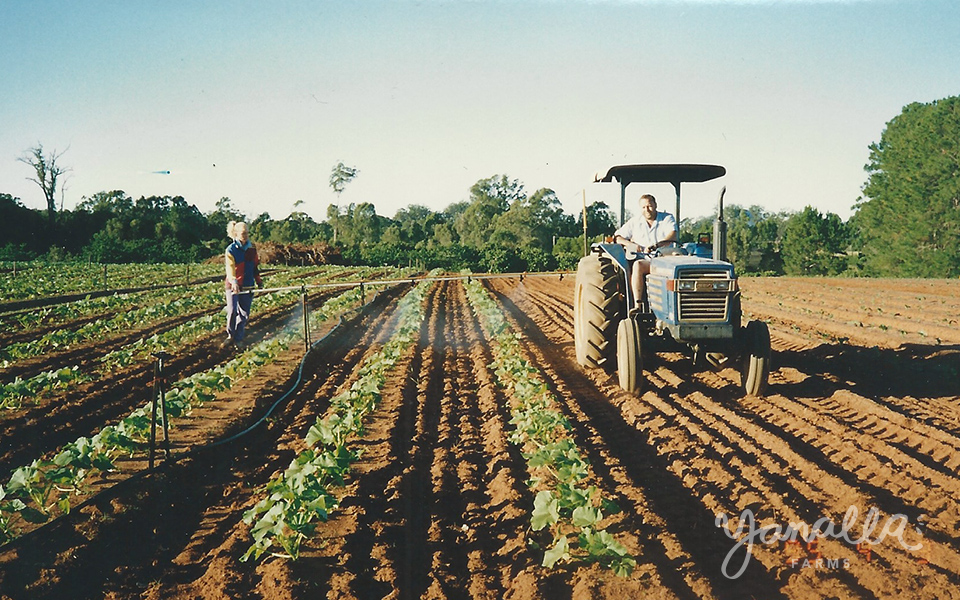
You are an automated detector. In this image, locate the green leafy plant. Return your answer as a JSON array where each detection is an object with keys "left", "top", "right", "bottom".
[
  {"left": 463, "top": 275, "right": 635, "bottom": 577},
  {"left": 242, "top": 277, "right": 434, "bottom": 562}
]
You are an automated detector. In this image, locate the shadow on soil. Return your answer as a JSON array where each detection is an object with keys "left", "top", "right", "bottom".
[
  {"left": 487, "top": 282, "right": 791, "bottom": 600},
  {"left": 774, "top": 342, "right": 960, "bottom": 400}
]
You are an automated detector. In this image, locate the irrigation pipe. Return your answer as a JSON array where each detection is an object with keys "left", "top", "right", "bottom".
[{"left": 234, "top": 270, "right": 573, "bottom": 296}]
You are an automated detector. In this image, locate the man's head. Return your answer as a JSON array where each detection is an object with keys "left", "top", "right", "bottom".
[{"left": 639, "top": 194, "right": 658, "bottom": 221}]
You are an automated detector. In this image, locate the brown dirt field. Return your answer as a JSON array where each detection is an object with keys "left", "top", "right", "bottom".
[{"left": 1, "top": 276, "right": 959, "bottom": 599}]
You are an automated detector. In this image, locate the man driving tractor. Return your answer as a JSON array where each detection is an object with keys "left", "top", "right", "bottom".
[{"left": 612, "top": 193, "right": 677, "bottom": 312}]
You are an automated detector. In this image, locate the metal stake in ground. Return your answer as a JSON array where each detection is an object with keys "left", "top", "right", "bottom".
[
  {"left": 301, "top": 285, "right": 310, "bottom": 352},
  {"left": 150, "top": 351, "right": 174, "bottom": 469}
]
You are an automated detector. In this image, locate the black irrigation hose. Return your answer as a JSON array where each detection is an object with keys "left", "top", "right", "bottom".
[
  {"left": 207, "top": 311, "right": 348, "bottom": 447},
  {"left": 207, "top": 283, "right": 393, "bottom": 447}
]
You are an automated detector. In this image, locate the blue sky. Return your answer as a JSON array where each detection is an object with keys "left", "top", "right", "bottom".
[{"left": 1, "top": 0, "right": 958, "bottom": 225}]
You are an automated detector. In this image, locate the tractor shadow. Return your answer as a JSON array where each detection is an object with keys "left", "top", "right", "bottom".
[{"left": 773, "top": 342, "right": 960, "bottom": 400}]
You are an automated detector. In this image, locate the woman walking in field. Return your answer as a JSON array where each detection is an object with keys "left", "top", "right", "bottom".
[{"left": 223, "top": 221, "right": 262, "bottom": 349}]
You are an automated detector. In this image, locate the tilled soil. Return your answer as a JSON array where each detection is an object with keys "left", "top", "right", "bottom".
[{"left": 2, "top": 276, "right": 959, "bottom": 600}]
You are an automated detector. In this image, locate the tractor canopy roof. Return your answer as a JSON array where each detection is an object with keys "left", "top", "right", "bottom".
[{"left": 594, "top": 164, "right": 725, "bottom": 186}]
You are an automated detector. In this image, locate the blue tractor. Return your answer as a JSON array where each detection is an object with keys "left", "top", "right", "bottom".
[{"left": 573, "top": 164, "right": 771, "bottom": 395}]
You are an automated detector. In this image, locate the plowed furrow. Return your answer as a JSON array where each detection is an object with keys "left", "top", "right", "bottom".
[
  {"left": 738, "top": 391, "right": 960, "bottom": 560},
  {"left": 767, "top": 326, "right": 824, "bottom": 353},
  {"left": 679, "top": 367, "right": 957, "bottom": 596},
  {"left": 294, "top": 283, "right": 443, "bottom": 600},
  {"left": 491, "top": 277, "right": 960, "bottom": 600},
  {"left": 487, "top": 278, "right": 794, "bottom": 600},
  {"left": 871, "top": 395, "right": 960, "bottom": 440},
  {"left": 740, "top": 277, "right": 960, "bottom": 323},
  {"left": 689, "top": 356, "right": 960, "bottom": 591},
  {"left": 420, "top": 280, "right": 535, "bottom": 599},
  {"left": 293, "top": 280, "right": 533, "bottom": 600},
  {"left": 794, "top": 391, "right": 960, "bottom": 478},
  {"left": 0, "top": 288, "right": 408, "bottom": 600}
]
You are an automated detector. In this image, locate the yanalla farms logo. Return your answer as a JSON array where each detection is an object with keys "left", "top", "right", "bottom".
[{"left": 715, "top": 505, "right": 926, "bottom": 579}]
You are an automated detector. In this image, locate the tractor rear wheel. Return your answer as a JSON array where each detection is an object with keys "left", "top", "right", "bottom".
[
  {"left": 617, "top": 317, "right": 643, "bottom": 393},
  {"left": 574, "top": 253, "right": 622, "bottom": 369},
  {"left": 740, "top": 320, "right": 771, "bottom": 397}
]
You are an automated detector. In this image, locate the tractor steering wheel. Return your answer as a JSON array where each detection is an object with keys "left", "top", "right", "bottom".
[{"left": 624, "top": 244, "right": 659, "bottom": 261}]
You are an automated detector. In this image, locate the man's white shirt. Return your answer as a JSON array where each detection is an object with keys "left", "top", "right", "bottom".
[{"left": 614, "top": 212, "right": 676, "bottom": 248}]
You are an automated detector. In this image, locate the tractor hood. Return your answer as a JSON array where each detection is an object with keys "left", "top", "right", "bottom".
[{"left": 649, "top": 254, "right": 735, "bottom": 279}]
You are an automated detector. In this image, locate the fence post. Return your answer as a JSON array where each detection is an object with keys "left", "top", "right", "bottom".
[
  {"left": 149, "top": 351, "right": 174, "bottom": 468},
  {"left": 301, "top": 285, "right": 310, "bottom": 352}
]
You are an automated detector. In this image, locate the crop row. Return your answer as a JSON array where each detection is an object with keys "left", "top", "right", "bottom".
[
  {"left": 241, "top": 278, "right": 432, "bottom": 561},
  {"left": 463, "top": 278, "right": 635, "bottom": 577},
  {"left": 0, "top": 286, "right": 224, "bottom": 366},
  {"left": 2, "top": 288, "right": 161, "bottom": 333},
  {"left": 0, "top": 284, "right": 375, "bottom": 547},
  {"left": 0, "top": 266, "right": 364, "bottom": 344},
  {"left": 0, "top": 269, "right": 393, "bottom": 411},
  {"left": 0, "top": 262, "right": 225, "bottom": 302}
]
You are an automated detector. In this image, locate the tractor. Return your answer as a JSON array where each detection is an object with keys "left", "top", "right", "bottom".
[{"left": 573, "top": 164, "right": 771, "bottom": 396}]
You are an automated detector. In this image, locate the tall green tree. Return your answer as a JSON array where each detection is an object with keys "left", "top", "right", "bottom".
[
  {"left": 328, "top": 161, "right": 359, "bottom": 244},
  {"left": 77, "top": 190, "right": 133, "bottom": 214},
  {"left": 0, "top": 193, "right": 44, "bottom": 258},
  {"left": 393, "top": 204, "right": 442, "bottom": 247},
  {"left": 206, "top": 196, "right": 246, "bottom": 239},
  {"left": 490, "top": 187, "right": 575, "bottom": 251},
  {"left": 273, "top": 209, "right": 322, "bottom": 244},
  {"left": 854, "top": 95, "right": 960, "bottom": 277},
  {"left": 454, "top": 175, "right": 524, "bottom": 249},
  {"left": 781, "top": 206, "right": 848, "bottom": 275},
  {"left": 577, "top": 201, "right": 617, "bottom": 239},
  {"left": 337, "top": 202, "right": 383, "bottom": 248},
  {"left": 724, "top": 205, "right": 785, "bottom": 275}
]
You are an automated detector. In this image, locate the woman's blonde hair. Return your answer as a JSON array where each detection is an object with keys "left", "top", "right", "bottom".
[{"left": 227, "top": 220, "right": 248, "bottom": 239}]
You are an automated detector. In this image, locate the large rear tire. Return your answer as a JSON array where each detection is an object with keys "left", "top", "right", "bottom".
[
  {"left": 617, "top": 318, "right": 643, "bottom": 393},
  {"left": 740, "top": 320, "right": 771, "bottom": 397},
  {"left": 574, "top": 253, "right": 623, "bottom": 369}
]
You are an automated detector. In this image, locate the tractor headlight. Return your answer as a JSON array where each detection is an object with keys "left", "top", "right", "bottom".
[
  {"left": 710, "top": 280, "right": 732, "bottom": 292},
  {"left": 667, "top": 278, "right": 737, "bottom": 292},
  {"left": 667, "top": 279, "right": 698, "bottom": 291}
]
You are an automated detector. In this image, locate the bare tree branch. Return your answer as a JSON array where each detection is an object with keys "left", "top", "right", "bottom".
[{"left": 17, "top": 144, "right": 71, "bottom": 225}]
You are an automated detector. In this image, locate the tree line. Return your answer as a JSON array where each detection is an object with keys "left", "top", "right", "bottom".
[{"left": 4, "top": 95, "right": 958, "bottom": 276}]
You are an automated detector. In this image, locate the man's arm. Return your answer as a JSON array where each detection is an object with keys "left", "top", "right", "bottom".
[
  {"left": 613, "top": 220, "right": 638, "bottom": 248},
  {"left": 647, "top": 214, "right": 678, "bottom": 251},
  {"left": 652, "top": 227, "right": 678, "bottom": 249}
]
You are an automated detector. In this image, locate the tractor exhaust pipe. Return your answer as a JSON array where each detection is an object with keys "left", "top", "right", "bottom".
[{"left": 713, "top": 186, "right": 727, "bottom": 262}]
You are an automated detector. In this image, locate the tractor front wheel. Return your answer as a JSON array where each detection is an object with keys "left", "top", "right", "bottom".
[
  {"left": 740, "top": 320, "right": 771, "bottom": 397},
  {"left": 617, "top": 317, "right": 643, "bottom": 393}
]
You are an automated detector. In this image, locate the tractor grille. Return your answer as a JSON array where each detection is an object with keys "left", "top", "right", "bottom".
[{"left": 678, "top": 270, "right": 730, "bottom": 321}]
